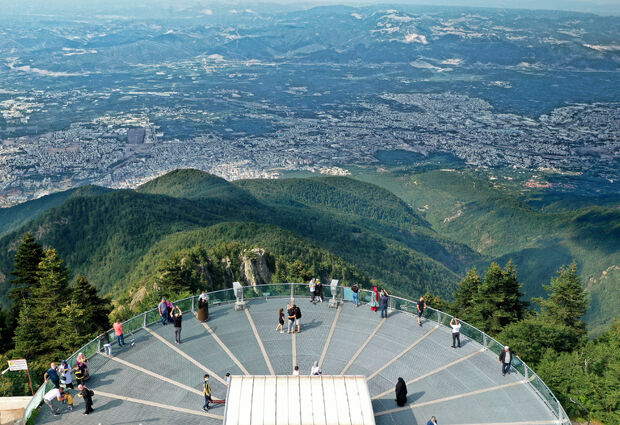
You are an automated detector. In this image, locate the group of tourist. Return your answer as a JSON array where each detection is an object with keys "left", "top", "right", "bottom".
[
  {"left": 42, "top": 359, "right": 94, "bottom": 416},
  {"left": 308, "top": 278, "right": 324, "bottom": 303},
  {"left": 286, "top": 302, "right": 302, "bottom": 333},
  {"left": 39, "top": 283, "right": 520, "bottom": 420}
]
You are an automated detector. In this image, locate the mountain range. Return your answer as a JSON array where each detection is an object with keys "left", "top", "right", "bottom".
[{"left": 0, "top": 168, "right": 617, "bottom": 333}]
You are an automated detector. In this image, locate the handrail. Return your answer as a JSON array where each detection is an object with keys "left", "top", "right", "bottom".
[{"left": 23, "top": 283, "right": 570, "bottom": 424}]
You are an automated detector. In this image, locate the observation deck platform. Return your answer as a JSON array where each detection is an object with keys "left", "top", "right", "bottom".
[{"left": 34, "top": 288, "right": 565, "bottom": 425}]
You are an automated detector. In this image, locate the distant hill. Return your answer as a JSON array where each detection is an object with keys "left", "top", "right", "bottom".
[
  {"left": 0, "top": 170, "right": 473, "bottom": 307},
  {"left": 136, "top": 169, "right": 254, "bottom": 203},
  {"left": 0, "top": 185, "right": 111, "bottom": 237},
  {"left": 351, "top": 166, "right": 620, "bottom": 335}
]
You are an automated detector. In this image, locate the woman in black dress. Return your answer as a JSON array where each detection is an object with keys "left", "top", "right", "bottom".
[
  {"left": 276, "top": 308, "right": 285, "bottom": 333},
  {"left": 395, "top": 377, "right": 407, "bottom": 407}
]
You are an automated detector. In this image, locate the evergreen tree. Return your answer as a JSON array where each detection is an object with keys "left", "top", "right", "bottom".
[
  {"left": 23, "top": 249, "right": 72, "bottom": 357},
  {"left": 9, "top": 233, "right": 44, "bottom": 304},
  {"left": 498, "top": 317, "right": 579, "bottom": 366},
  {"left": 7, "top": 233, "right": 44, "bottom": 344},
  {"left": 471, "top": 261, "right": 528, "bottom": 335},
  {"left": 536, "top": 262, "right": 588, "bottom": 337},
  {"left": 63, "top": 275, "right": 112, "bottom": 347},
  {"left": 11, "top": 303, "right": 42, "bottom": 360},
  {"left": 156, "top": 256, "right": 188, "bottom": 296},
  {"left": 452, "top": 267, "right": 482, "bottom": 319}
]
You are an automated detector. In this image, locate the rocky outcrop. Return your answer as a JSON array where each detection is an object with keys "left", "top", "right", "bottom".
[{"left": 239, "top": 248, "right": 272, "bottom": 287}]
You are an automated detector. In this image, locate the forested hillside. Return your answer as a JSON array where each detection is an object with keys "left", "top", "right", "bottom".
[
  {"left": 351, "top": 167, "right": 620, "bottom": 335},
  {"left": 0, "top": 168, "right": 617, "bottom": 333},
  {"left": 0, "top": 169, "right": 470, "bottom": 307}
]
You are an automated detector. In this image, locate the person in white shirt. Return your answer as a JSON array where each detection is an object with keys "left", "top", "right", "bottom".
[
  {"left": 309, "top": 278, "right": 316, "bottom": 303},
  {"left": 450, "top": 317, "right": 461, "bottom": 348},
  {"left": 43, "top": 387, "right": 66, "bottom": 416},
  {"left": 310, "top": 361, "right": 322, "bottom": 376},
  {"left": 292, "top": 365, "right": 300, "bottom": 376}
]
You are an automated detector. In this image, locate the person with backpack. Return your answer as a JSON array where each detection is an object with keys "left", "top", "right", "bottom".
[
  {"left": 78, "top": 384, "right": 94, "bottom": 415},
  {"left": 294, "top": 304, "right": 302, "bottom": 333}
]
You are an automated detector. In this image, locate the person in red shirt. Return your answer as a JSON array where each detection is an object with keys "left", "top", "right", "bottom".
[{"left": 113, "top": 319, "right": 125, "bottom": 347}]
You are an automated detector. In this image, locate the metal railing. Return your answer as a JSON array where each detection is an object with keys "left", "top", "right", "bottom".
[{"left": 23, "top": 283, "right": 570, "bottom": 424}]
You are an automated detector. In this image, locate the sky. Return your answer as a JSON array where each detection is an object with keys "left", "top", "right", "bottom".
[{"left": 0, "top": 0, "right": 618, "bottom": 16}]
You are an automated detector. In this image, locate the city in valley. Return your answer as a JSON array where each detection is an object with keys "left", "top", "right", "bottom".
[{"left": 0, "top": 4, "right": 618, "bottom": 205}]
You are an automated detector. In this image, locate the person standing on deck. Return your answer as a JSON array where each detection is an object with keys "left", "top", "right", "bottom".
[
  {"left": 203, "top": 374, "right": 212, "bottom": 412},
  {"left": 172, "top": 306, "right": 183, "bottom": 344},
  {"left": 370, "top": 286, "right": 379, "bottom": 312},
  {"left": 78, "top": 384, "right": 94, "bottom": 415},
  {"left": 309, "top": 278, "right": 317, "bottom": 303},
  {"left": 198, "top": 290, "right": 209, "bottom": 321},
  {"left": 351, "top": 283, "right": 360, "bottom": 307},
  {"left": 417, "top": 297, "right": 426, "bottom": 327},
  {"left": 159, "top": 298, "right": 168, "bottom": 325},
  {"left": 316, "top": 279, "right": 323, "bottom": 303},
  {"left": 450, "top": 318, "right": 461, "bottom": 348},
  {"left": 499, "top": 346, "right": 518, "bottom": 376},
  {"left": 380, "top": 289, "right": 389, "bottom": 318},
  {"left": 44, "top": 362, "right": 60, "bottom": 389},
  {"left": 287, "top": 303, "right": 296, "bottom": 334},
  {"left": 99, "top": 331, "right": 112, "bottom": 356},
  {"left": 395, "top": 377, "right": 407, "bottom": 407},
  {"left": 294, "top": 304, "right": 302, "bottom": 333},
  {"left": 276, "top": 308, "right": 285, "bottom": 333},
  {"left": 113, "top": 319, "right": 125, "bottom": 347}
]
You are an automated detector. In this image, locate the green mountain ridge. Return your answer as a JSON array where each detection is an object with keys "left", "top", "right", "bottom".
[
  {"left": 0, "top": 170, "right": 465, "bottom": 308},
  {"left": 350, "top": 166, "right": 620, "bottom": 335},
  {"left": 0, "top": 168, "right": 616, "bottom": 333}
]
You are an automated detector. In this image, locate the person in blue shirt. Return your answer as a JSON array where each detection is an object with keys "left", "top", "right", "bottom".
[
  {"left": 44, "top": 362, "right": 60, "bottom": 389},
  {"left": 158, "top": 298, "right": 168, "bottom": 326},
  {"left": 427, "top": 416, "right": 438, "bottom": 425}
]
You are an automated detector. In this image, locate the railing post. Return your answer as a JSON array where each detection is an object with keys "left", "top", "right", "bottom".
[
  {"left": 483, "top": 333, "right": 487, "bottom": 349},
  {"left": 290, "top": 283, "right": 294, "bottom": 302},
  {"left": 191, "top": 296, "right": 195, "bottom": 313},
  {"left": 143, "top": 312, "right": 147, "bottom": 328},
  {"left": 436, "top": 309, "right": 440, "bottom": 324}
]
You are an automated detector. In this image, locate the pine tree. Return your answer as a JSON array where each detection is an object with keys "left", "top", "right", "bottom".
[
  {"left": 63, "top": 275, "right": 112, "bottom": 347},
  {"left": 536, "top": 262, "right": 589, "bottom": 337},
  {"left": 28, "top": 249, "right": 72, "bottom": 356},
  {"left": 471, "top": 261, "right": 527, "bottom": 335},
  {"left": 8, "top": 233, "right": 44, "bottom": 312},
  {"left": 452, "top": 267, "right": 482, "bottom": 319},
  {"left": 11, "top": 303, "right": 43, "bottom": 360}
]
